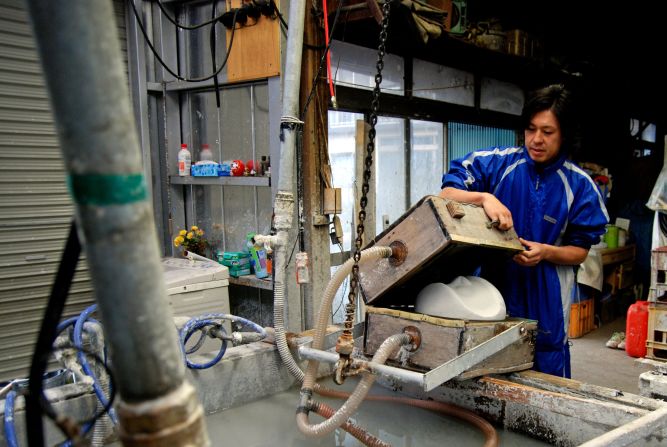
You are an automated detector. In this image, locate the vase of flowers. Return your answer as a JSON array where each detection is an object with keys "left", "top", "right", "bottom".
[{"left": 173, "top": 225, "right": 209, "bottom": 257}]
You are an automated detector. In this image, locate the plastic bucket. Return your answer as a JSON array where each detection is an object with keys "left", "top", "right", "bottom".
[{"left": 605, "top": 225, "right": 619, "bottom": 249}]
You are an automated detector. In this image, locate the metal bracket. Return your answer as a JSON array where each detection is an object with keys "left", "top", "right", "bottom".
[
  {"left": 423, "top": 322, "right": 525, "bottom": 391},
  {"left": 298, "top": 321, "right": 528, "bottom": 392}
]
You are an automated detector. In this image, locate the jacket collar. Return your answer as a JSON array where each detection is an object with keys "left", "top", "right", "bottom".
[{"left": 522, "top": 147, "right": 568, "bottom": 174}]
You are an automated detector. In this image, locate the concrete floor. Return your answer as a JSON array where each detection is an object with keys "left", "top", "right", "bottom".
[{"left": 570, "top": 315, "right": 655, "bottom": 394}]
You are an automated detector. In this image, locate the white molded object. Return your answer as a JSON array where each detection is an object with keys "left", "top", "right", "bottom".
[{"left": 415, "top": 276, "right": 506, "bottom": 321}]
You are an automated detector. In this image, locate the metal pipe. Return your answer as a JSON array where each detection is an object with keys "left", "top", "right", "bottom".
[
  {"left": 578, "top": 405, "right": 667, "bottom": 447},
  {"left": 272, "top": 0, "right": 308, "bottom": 381},
  {"left": 298, "top": 346, "right": 425, "bottom": 388},
  {"left": 24, "top": 1, "right": 208, "bottom": 445}
]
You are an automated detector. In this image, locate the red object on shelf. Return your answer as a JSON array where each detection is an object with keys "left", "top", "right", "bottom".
[
  {"left": 231, "top": 160, "right": 245, "bottom": 176},
  {"left": 626, "top": 300, "right": 649, "bottom": 358}
]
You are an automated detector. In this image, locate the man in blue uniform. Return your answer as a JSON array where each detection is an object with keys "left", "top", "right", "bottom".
[{"left": 440, "top": 84, "right": 609, "bottom": 377}]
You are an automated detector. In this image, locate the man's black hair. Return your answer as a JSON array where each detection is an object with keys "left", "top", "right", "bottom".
[{"left": 521, "top": 84, "right": 581, "bottom": 156}]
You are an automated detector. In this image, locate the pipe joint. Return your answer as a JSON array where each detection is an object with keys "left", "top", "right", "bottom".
[
  {"left": 297, "top": 389, "right": 313, "bottom": 414},
  {"left": 253, "top": 233, "right": 284, "bottom": 248},
  {"left": 117, "top": 382, "right": 208, "bottom": 447}
]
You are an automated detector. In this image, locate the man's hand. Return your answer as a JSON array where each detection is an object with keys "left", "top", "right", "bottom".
[
  {"left": 513, "top": 238, "right": 548, "bottom": 267},
  {"left": 481, "top": 193, "right": 513, "bottom": 230}
]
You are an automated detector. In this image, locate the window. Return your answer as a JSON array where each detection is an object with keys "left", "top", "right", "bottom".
[
  {"left": 327, "top": 41, "right": 520, "bottom": 261},
  {"left": 328, "top": 110, "right": 364, "bottom": 252},
  {"left": 410, "top": 120, "right": 444, "bottom": 205},
  {"left": 630, "top": 118, "right": 657, "bottom": 158},
  {"left": 448, "top": 122, "right": 517, "bottom": 166}
]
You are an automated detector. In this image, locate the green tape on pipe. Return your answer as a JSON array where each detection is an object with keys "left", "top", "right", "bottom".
[{"left": 68, "top": 173, "right": 147, "bottom": 205}]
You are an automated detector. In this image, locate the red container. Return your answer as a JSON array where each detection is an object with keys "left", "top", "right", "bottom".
[{"left": 626, "top": 300, "right": 649, "bottom": 358}]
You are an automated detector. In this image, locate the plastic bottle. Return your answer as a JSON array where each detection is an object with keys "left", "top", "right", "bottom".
[
  {"left": 260, "top": 156, "right": 267, "bottom": 176},
  {"left": 200, "top": 143, "right": 213, "bottom": 162},
  {"left": 626, "top": 300, "right": 649, "bottom": 358},
  {"left": 178, "top": 144, "right": 191, "bottom": 176}
]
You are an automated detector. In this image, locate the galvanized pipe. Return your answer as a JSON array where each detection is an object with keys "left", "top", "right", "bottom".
[
  {"left": 578, "top": 404, "right": 667, "bottom": 447},
  {"left": 272, "top": 0, "right": 308, "bottom": 381},
  {"left": 297, "top": 346, "right": 425, "bottom": 388},
  {"left": 25, "top": 0, "right": 208, "bottom": 444}
]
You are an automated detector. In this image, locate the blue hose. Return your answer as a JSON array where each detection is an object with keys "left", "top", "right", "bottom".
[
  {"left": 181, "top": 320, "right": 228, "bottom": 369},
  {"left": 72, "top": 304, "right": 117, "bottom": 425},
  {"left": 179, "top": 313, "right": 266, "bottom": 369},
  {"left": 3, "top": 389, "right": 18, "bottom": 447}
]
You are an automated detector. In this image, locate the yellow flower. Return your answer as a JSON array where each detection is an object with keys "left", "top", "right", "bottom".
[{"left": 173, "top": 226, "right": 209, "bottom": 256}]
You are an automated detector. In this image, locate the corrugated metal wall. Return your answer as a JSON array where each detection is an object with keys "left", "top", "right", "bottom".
[
  {"left": 447, "top": 122, "right": 518, "bottom": 168},
  {"left": 0, "top": 0, "right": 128, "bottom": 382}
]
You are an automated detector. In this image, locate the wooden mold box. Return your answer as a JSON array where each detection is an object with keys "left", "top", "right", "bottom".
[
  {"left": 364, "top": 306, "right": 536, "bottom": 379},
  {"left": 359, "top": 195, "right": 523, "bottom": 306}
]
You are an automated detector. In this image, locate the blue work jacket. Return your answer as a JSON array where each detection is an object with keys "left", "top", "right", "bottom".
[{"left": 442, "top": 146, "right": 609, "bottom": 377}]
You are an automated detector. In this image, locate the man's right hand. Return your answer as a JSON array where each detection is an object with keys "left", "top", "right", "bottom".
[
  {"left": 480, "top": 192, "right": 513, "bottom": 230},
  {"left": 439, "top": 188, "right": 514, "bottom": 230}
]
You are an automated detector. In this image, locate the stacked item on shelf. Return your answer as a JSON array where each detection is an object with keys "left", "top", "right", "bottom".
[{"left": 646, "top": 247, "right": 667, "bottom": 361}]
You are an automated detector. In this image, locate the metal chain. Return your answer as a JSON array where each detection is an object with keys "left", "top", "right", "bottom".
[{"left": 343, "top": 0, "right": 393, "bottom": 335}]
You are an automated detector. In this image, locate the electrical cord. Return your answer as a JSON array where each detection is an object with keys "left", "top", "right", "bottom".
[
  {"left": 127, "top": 0, "right": 238, "bottom": 82},
  {"left": 301, "top": 0, "right": 344, "bottom": 119},
  {"left": 210, "top": 0, "right": 222, "bottom": 108},
  {"left": 26, "top": 221, "right": 81, "bottom": 447},
  {"left": 155, "top": 0, "right": 229, "bottom": 30},
  {"left": 332, "top": 243, "right": 349, "bottom": 320}
]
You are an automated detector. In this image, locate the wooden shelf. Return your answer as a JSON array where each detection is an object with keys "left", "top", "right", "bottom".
[
  {"left": 598, "top": 245, "right": 635, "bottom": 266},
  {"left": 228, "top": 274, "right": 273, "bottom": 290},
  {"left": 170, "top": 175, "right": 270, "bottom": 187}
]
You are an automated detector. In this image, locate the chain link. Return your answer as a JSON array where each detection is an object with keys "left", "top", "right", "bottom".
[{"left": 343, "top": 0, "right": 393, "bottom": 335}]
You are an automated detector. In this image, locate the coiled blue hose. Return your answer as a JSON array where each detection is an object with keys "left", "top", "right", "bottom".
[{"left": 179, "top": 313, "right": 266, "bottom": 369}]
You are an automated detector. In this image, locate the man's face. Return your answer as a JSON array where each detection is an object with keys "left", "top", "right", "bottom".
[{"left": 524, "top": 109, "right": 562, "bottom": 164}]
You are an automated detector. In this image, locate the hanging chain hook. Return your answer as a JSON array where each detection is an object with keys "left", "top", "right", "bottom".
[{"left": 334, "top": 0, "right": 393, "bottom": 385}]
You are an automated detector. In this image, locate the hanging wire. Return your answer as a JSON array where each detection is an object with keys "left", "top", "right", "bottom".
[
  {"left": 128, "top": 0, "right": 238, "bottom": 82},
  {"left": 154, "top": 0, "right": 229, "bottom": 30},
  {"left": 301, "top": 0, "right": 345, "bottom": 119}
]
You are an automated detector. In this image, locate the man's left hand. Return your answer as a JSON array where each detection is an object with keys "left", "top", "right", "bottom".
[{"left": 513, "top": 237, "right": 547, "bottom": 267}]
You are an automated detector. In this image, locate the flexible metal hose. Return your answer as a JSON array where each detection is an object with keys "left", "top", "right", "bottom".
[
  {"left": 297, "top": 333, "right": 411, "bottom": 437},
  {"left": 302, "top": 246, "right": 393, "bottom": 389},
  {"left": 275, "top": 246, "right": 392, "bottom": 386}
]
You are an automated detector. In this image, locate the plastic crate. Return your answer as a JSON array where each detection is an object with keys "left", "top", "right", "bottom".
[{"left": 569, "top": 299, "right": 594, "bottom": 339}]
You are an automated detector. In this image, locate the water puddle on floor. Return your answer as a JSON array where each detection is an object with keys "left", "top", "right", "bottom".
[{"left": 205, "top": 378, "right": 551, "bottom": 446}]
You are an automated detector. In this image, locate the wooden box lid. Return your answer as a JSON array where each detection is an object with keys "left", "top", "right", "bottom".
[{"left": 359, "top": 195, "right": 523, "bottom": 306}]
